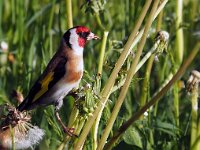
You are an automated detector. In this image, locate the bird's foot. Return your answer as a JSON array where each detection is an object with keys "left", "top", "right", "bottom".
[{"left": 55, "top": 111, "right": 78, "bottom": 137}]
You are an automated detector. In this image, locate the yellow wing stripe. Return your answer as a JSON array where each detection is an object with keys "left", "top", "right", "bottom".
[{"left": 33, "top": 72, "right": 54, "bottom": 102}]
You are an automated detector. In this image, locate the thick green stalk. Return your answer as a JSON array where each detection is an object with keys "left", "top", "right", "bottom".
[
  {"left": 92, "top": 31, "right": 109, "bottom": 150},
  {"left": 97, "top": 0, "right": 160, "bottom": 149},
  {"left": 140, "top": 56, "right": 154, "bottom": 108},
  {"left": 174, "top": 82, "right": 180, "bottom": 127},
  {"left": 97, "top": 31, "right": 109, "bottom": 76},
  {"left": 140, "top": 5, "right": 163, "bottom": 104},
  {"left": 174, "top": 0, "right": 184, "bottom": 128},
  {"left": 66, "top": 0, "right": 73, "bottom": 28},
  {"left": 104, "top": 41, "right": 200, "bottom": 150},
  {"left": 74, "top": 1, "right": 169, "bottom": 149},
  {"left": 197, "top": 119, "right": 200, "bottom": 149},
  {"left": 190, "top": 85, "right": 198, "bottom": 148},
  {"left": 176, "top": 0, "right": 184, "bottom": 63},
  {"left": 68, "top": 106, "right": 79, "bottom": 127}
]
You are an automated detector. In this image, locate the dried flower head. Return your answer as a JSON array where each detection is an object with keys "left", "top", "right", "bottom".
[
  {"left": 186, "top": 70, "right": 200, "bottom": 93},
  {"left": 155, "top": 31, "right": 169, "bottom": 43},
  {"left": 0, "top": 105, "right": 45, "bottom": 149},
  {"left": 155, "top": 30, "right": 169, "bottom": 55}
]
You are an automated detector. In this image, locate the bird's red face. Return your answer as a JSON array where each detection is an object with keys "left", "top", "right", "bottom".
[
  {"left": 64, "top": 26, "right": 99, "bottom": 49},
  {"left": 75, "top": 26, "right": 99, "bottom": 47}
]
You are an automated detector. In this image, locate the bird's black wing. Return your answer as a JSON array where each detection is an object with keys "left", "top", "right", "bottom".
[{"left": 17, "top": 54, "right": 67, "bottom": 111}]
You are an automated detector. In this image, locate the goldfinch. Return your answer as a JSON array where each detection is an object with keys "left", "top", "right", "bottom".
[{"left": 17, "top": 26, "right": 99, "bottom": 136}]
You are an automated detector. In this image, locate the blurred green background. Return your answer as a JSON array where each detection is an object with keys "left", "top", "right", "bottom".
[{"left": 0, "top": 0, "right": 200, "bottom": 149}]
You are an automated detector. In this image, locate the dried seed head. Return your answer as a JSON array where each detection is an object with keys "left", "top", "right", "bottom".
[
  {"left": 186, "top": 70, "right": 200, "bottom": 93},
  {"left": 0, "top": 106, "right": 45, "bottom": 149},
  {"left": 155, "top": 31, "right": 169, "bottom": 42},
  {"left": 154, "top": 30, "right": 169, "bottom": 59},
  {"left": 0, "top": 125, "right": 45, "bottom": 149},
  {"left": 191, "top": 70, "right": 200, "bottom": 80}
]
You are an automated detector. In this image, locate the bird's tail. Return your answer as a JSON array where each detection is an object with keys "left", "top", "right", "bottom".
[{"left": 17, "top": 98, "right": 29, "bottom": 111}]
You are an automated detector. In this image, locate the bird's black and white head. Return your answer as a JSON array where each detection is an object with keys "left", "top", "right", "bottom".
[{"left": 63, "top": 26, "right": 99, "bottom": 54}]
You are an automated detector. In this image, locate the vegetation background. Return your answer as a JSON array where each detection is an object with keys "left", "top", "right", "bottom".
[{"left": 0, "top": 0, "right": 200, "bottom": 149}]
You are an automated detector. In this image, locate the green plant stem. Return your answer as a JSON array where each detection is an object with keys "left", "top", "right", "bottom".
[
  {"left": 111, "top": 33, "right": 156, "bottom": 94},
  {"left": 111, "top": 36, "right": 163, "bottom": 95},
  {"left": 173, "top": 0, "right": 184, "bottom": 128},
  {"left": 111, "top": 0, "right": 169, "bottom": 93},
  {"left": 174, "top": 82, "right": 180, "bottom": 127},
  {"left": 190, "top": 0, "right": 198, "bottom": 21},
  {"left": 66, "top": 0, "right": 73, "bottom": 28},
  {"left": 190, "top": 85, "right": 198, "bottom": 149},
  {"left": 111, "top": 28, "right": 147, "bottom": 93},
  {"left": 68, "top": 105, "right": 79, "bottom": 127},
  {"left": 57, "top": 101, "right": 79, "bottom": 148},
  {"left": 197, "top": 119, "right": 200, "bottom": 149},
  {"left": 74, "top": 1, "right": 169, "bottom": 149},
  {"left": 111, "top": 44, "right": 157, "bottom": 95},
  {"left": 156, "top": 7, "right": 163, "bottom": 31},
  {"left": 95, "top": 13, "right": 106, "bottom": 31},
  {"left": 152, "top": 6, "right": 163, "bottom": 118},
  {"left": 176, "top": 0, "right": 184, "bottom": 63},
  {"left": 135, "top": 40, "right": 160, "bottom": 73},
  {"left": 140, "top": 56, "right": 154, "bottom": 108},
  {"left": 57, "top": 117, "right": 85, "bottom": 150},
  {"left": 97, "top": 31, "right": 109, "bottom": 76},
  {"left": 102, "top": 0, "right": 168, "bottom": 94},
  {"left": 97, "top": 1, "right": 160, "bottom": 149},
  {"left": 104, "top": 41, "right": 200, "bottom": 150},
  {"left": 91, "top": 31, "right": 109, "bottom": 150}
]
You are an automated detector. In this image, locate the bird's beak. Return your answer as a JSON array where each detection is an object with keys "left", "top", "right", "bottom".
[{"left": 87, "top": 32, "right": 100, "bottom": 40}]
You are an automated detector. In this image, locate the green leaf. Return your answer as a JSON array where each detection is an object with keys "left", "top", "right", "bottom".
[
  {"left": 154, "top": 119, "right": 180, "bottom": 136},
  {"left": 123, "top": 126, "right": 143, "bottom": 149}
]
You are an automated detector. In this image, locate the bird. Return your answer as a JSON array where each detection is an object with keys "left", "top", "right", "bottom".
[{"left": 17, "top": 26, "right": 99, "bottom": 136}]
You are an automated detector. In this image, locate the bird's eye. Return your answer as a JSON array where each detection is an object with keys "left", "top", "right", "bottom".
[{"left": 78, "top": 32, "right": 90, "bottom": 38}]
